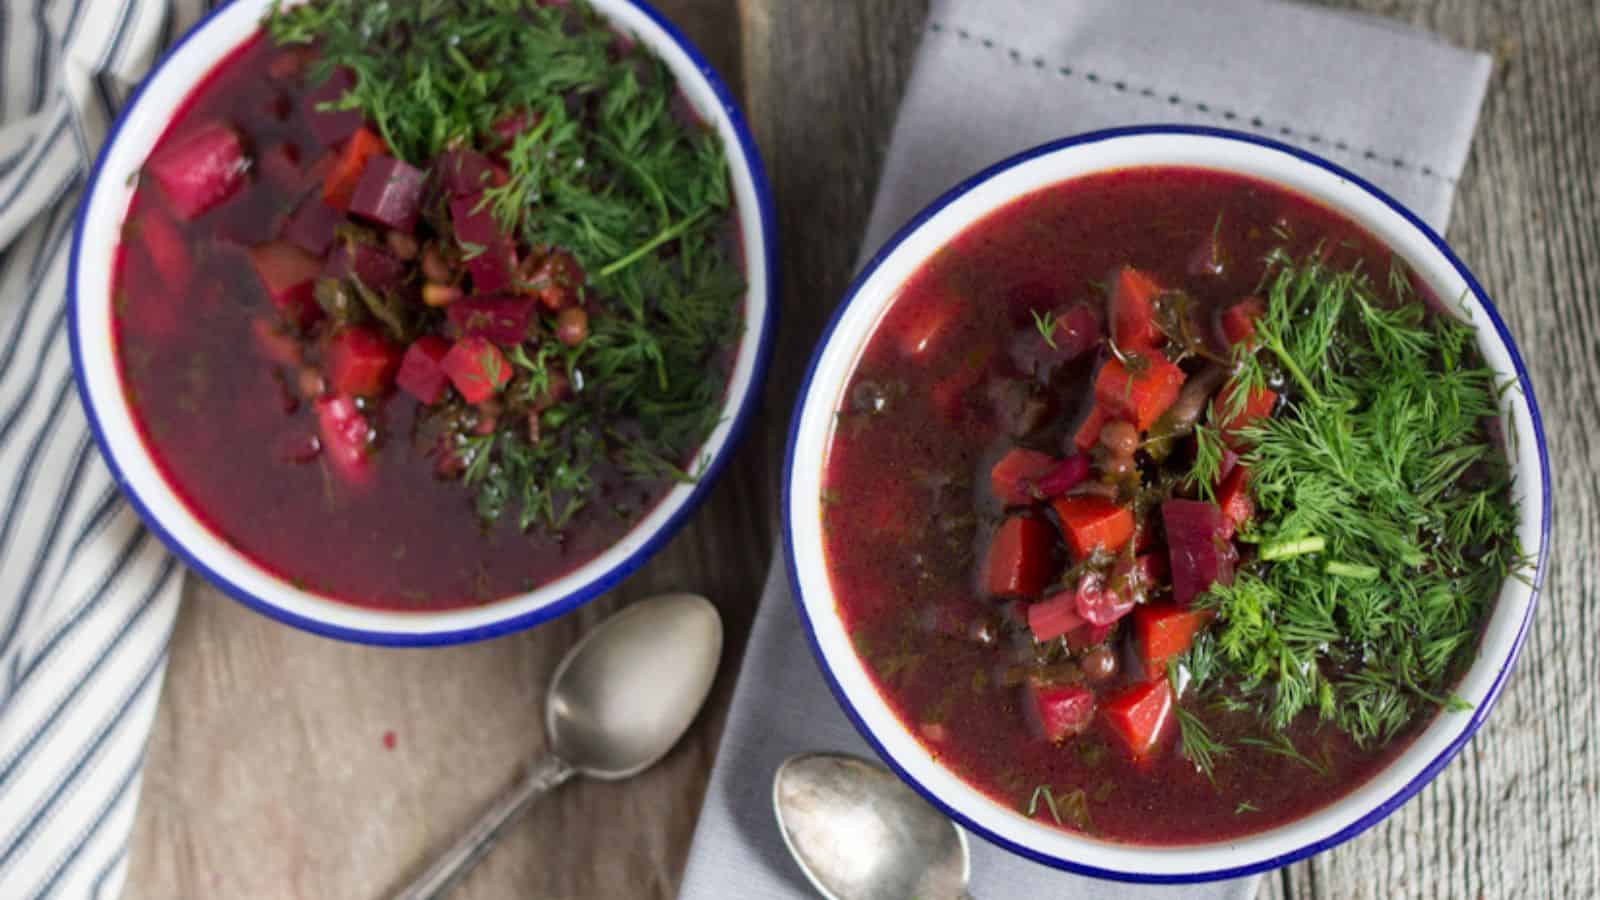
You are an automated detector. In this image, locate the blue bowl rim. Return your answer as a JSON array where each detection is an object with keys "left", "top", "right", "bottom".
[
  {"left": 66, "top": 0, "right": 779, "bottom": 647},
  {"left": 781, "top": 124, "right": 1551, "bottom": 883}
]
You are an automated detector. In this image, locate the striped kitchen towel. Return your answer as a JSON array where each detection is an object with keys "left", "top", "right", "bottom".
[{"left": 0, "top": 0, "right": 206, "bottom": 896}]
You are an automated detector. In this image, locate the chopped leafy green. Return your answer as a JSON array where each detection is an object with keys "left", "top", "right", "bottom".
[
  {"left": 1186, "top": 250, "right": 1524, "bottom": 747},
  {"left": 267, "top": 0, "right": 744, "bottom": 531}
]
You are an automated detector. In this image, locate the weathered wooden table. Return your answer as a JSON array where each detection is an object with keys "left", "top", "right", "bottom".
[{"left": 124, "top": 1, "right": 1600, "bottom": 897}]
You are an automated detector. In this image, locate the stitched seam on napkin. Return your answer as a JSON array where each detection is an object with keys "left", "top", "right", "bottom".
[{"left": 928, "top": 21, "right": 1460, "bottom": 184}]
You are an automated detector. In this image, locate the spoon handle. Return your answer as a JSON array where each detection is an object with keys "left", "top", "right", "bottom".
[{"left": 391, "top": 754, "right": 576, "bottom": 900}]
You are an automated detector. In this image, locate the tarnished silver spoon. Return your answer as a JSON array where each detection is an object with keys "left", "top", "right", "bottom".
[
  {"left": 393, "top": 593, "right": 723, "bottom": 900},
  {"left": 774, "top": 752, "right": 972, "bottom": 900}
]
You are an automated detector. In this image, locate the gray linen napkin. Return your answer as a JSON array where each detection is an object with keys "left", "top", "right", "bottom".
[{"left": 679, "top": 1, "right": 1490, "bottom": 897}]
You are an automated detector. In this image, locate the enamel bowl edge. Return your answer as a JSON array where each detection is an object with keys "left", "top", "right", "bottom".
[
  {"left": 782, "top": 126, "right": 1550, "bottom": 882},
  {"left": 68, "top": 0, "right": 776, "bottom": 645}
]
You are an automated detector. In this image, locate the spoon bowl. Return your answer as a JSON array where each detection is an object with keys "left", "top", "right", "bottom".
[
  {"left": 549, "top": 592, "right": 725, "bottom": 778},
  {"left": 394, "top": 593, "right": 722, "bottom": 899},
  {"left": 774, "top": 753, "right": 970, "bottom": 900}
]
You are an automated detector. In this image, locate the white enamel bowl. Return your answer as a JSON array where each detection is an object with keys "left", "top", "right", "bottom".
[
  {"left": 783, "top": 126, "right": 1549, "bottom": 882},
  {"left": 69, "top": 0, "right": 775, "bottom": 645}
]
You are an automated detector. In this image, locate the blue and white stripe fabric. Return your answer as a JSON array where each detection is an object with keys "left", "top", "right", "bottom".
[{"left": 0, "top": 0, "right": 206, "bottom": 896}]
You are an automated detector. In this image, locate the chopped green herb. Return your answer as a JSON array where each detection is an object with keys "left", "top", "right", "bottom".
[
  {"left": 1187, "top": 251, "right": 1523, "bottom": 747},
  {"left": 267, "top": 0, "right": 745, "bottom": 532},
  {"left": 1174, "top": 702, "right": 1230, "bottom": 783},
  {"left": 1030, "top": 308, "right": 1058, "bottom": 349}
]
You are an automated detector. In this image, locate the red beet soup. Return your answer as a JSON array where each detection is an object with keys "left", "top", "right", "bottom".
[
  {"left": 113, "top": 2, "right": 744, "bottom": 610},
  {"left": 821, "top": 166, "right": 1519, "bottom": 843}
]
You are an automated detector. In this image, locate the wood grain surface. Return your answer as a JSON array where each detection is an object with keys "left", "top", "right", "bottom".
[{"left": 124, "top": 1, "right": 1600, "bottom": 898}]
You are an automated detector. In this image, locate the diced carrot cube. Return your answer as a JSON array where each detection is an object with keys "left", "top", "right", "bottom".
[
  {"left": 1216, "top": 464, "right": 1254, "bottom": 539},
  {"left": 325, "top": 326, "right": 402, "bottom": 397},
  {"left": 322, "top": 127, "right": 387, "bottom": 211},
  {"left": 1215, "top": 381, "right": 1278, "bottom": 448},
  {"left": 1027, "top": 682, "right": 1096, "bottom": 743},
  {"left": 1102, "top": 678, "right": 1174, "bottom": 759},
  {"left": 1026, "top": 591, "right": 1083, "bottom": 642},
  {"left": 1051, "top": 495, "right": 1135, "bottom": 559},
  {"left": 990, "top": 448, "right": 1057, "bottom": 506},
  {"left": 1109, "top": 266, "right": 1164, "bottom": 352},
  {"left": 441, "top": 337, "right": 512, "bottom": 404},
  {"left": 1134, "top": 604, "right": 1214, "bottom": 675},
  {"left": 982, "top": 516, "right": 1056, "bottom": 598},
  {"left": 1094, "top": 355, "right": 1186, "bottom": 431},
  {"left": 1220, "top": 297, "right": 1265, "bottom": 347},
  {"left": 1072, "top": 406, "right": 1108, "bottom": 452}
]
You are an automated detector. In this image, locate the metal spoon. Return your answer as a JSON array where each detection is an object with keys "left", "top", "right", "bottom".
[
  {"left": 774, "top": 753, "right": 972, "bottom": 900},
  {"left": 393, "top": 593, "right": 723, "bottom": 900}
]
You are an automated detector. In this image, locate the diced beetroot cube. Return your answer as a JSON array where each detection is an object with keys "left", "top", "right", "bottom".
[
  {"left": 982, "top": 516, "right": 1055, "bottom": 598},
  {"left": 1074, "top": 570, "right": 1135, "bottom": 626},
  {"left": 348, "top": 155, "right": 426, "bottom": 232},
  {"left": 1163, "top": 499, "right": 1237, "bottom": 607},
  {"left": 1028, "top": 682, "right": 1096, "bottom": 743},
  {"left": 248, "top": 240, "right": 323, "bottom": 330},
  {"left": 1034, "top": 454, "right": 1089, "bottom": 498},
  {"left": 1027, "top": 591, "right": 1083, "bottom": 643},
  {"left": 283, "top": 197, "right": 343, "bottom": 256},
  {"left": 325, "top": 326, "right": 401, "bottom": 397},
  {"left": 251, "top": 317, "right": 303, "bottom": 367},
  {"left": 450, "top": 192, "right": 516, "bottom": 294},
  {"left": 148, "top": 122, "right": 248, "bottom": 220},
  {"left": 446, "top": 295, "right": 535, "bottom": 345},
  {"left": 137, "top": 211, "right": 190, "bottom": 289},
  {"left": 313, "top": 394, "right": 374, "bottom": 485},
  {"left": 441, "top": 337, "right": 511, "bottom": 404},
  {"left": 395, "top": 336, "right": 453, "bottom": 404},
  {"left": 434, "top": 148, "right": 504, "bottom": 196},
  {"left": 322, "top": 240, "right": 404, "bottom": 290},
  {"left": 304, "top": 67, "right": 364, "bottom": 147}
]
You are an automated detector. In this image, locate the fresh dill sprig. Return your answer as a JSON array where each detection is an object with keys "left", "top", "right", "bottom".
[
  {"left": 1186, "top": 251, "right": 1523, "bottom": 748},
  {"left": 1024, "top": 785, "right": 1094, "bottom": 831},
  {"left": 1030, "top": 308, "right": 1058, "bottom": 349},
  {"left": 267, "top": 0, "right": 745, "bottom": 531},
  {"left": 1174, "top": 703, "right": 1230, "bottom": 782}
]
